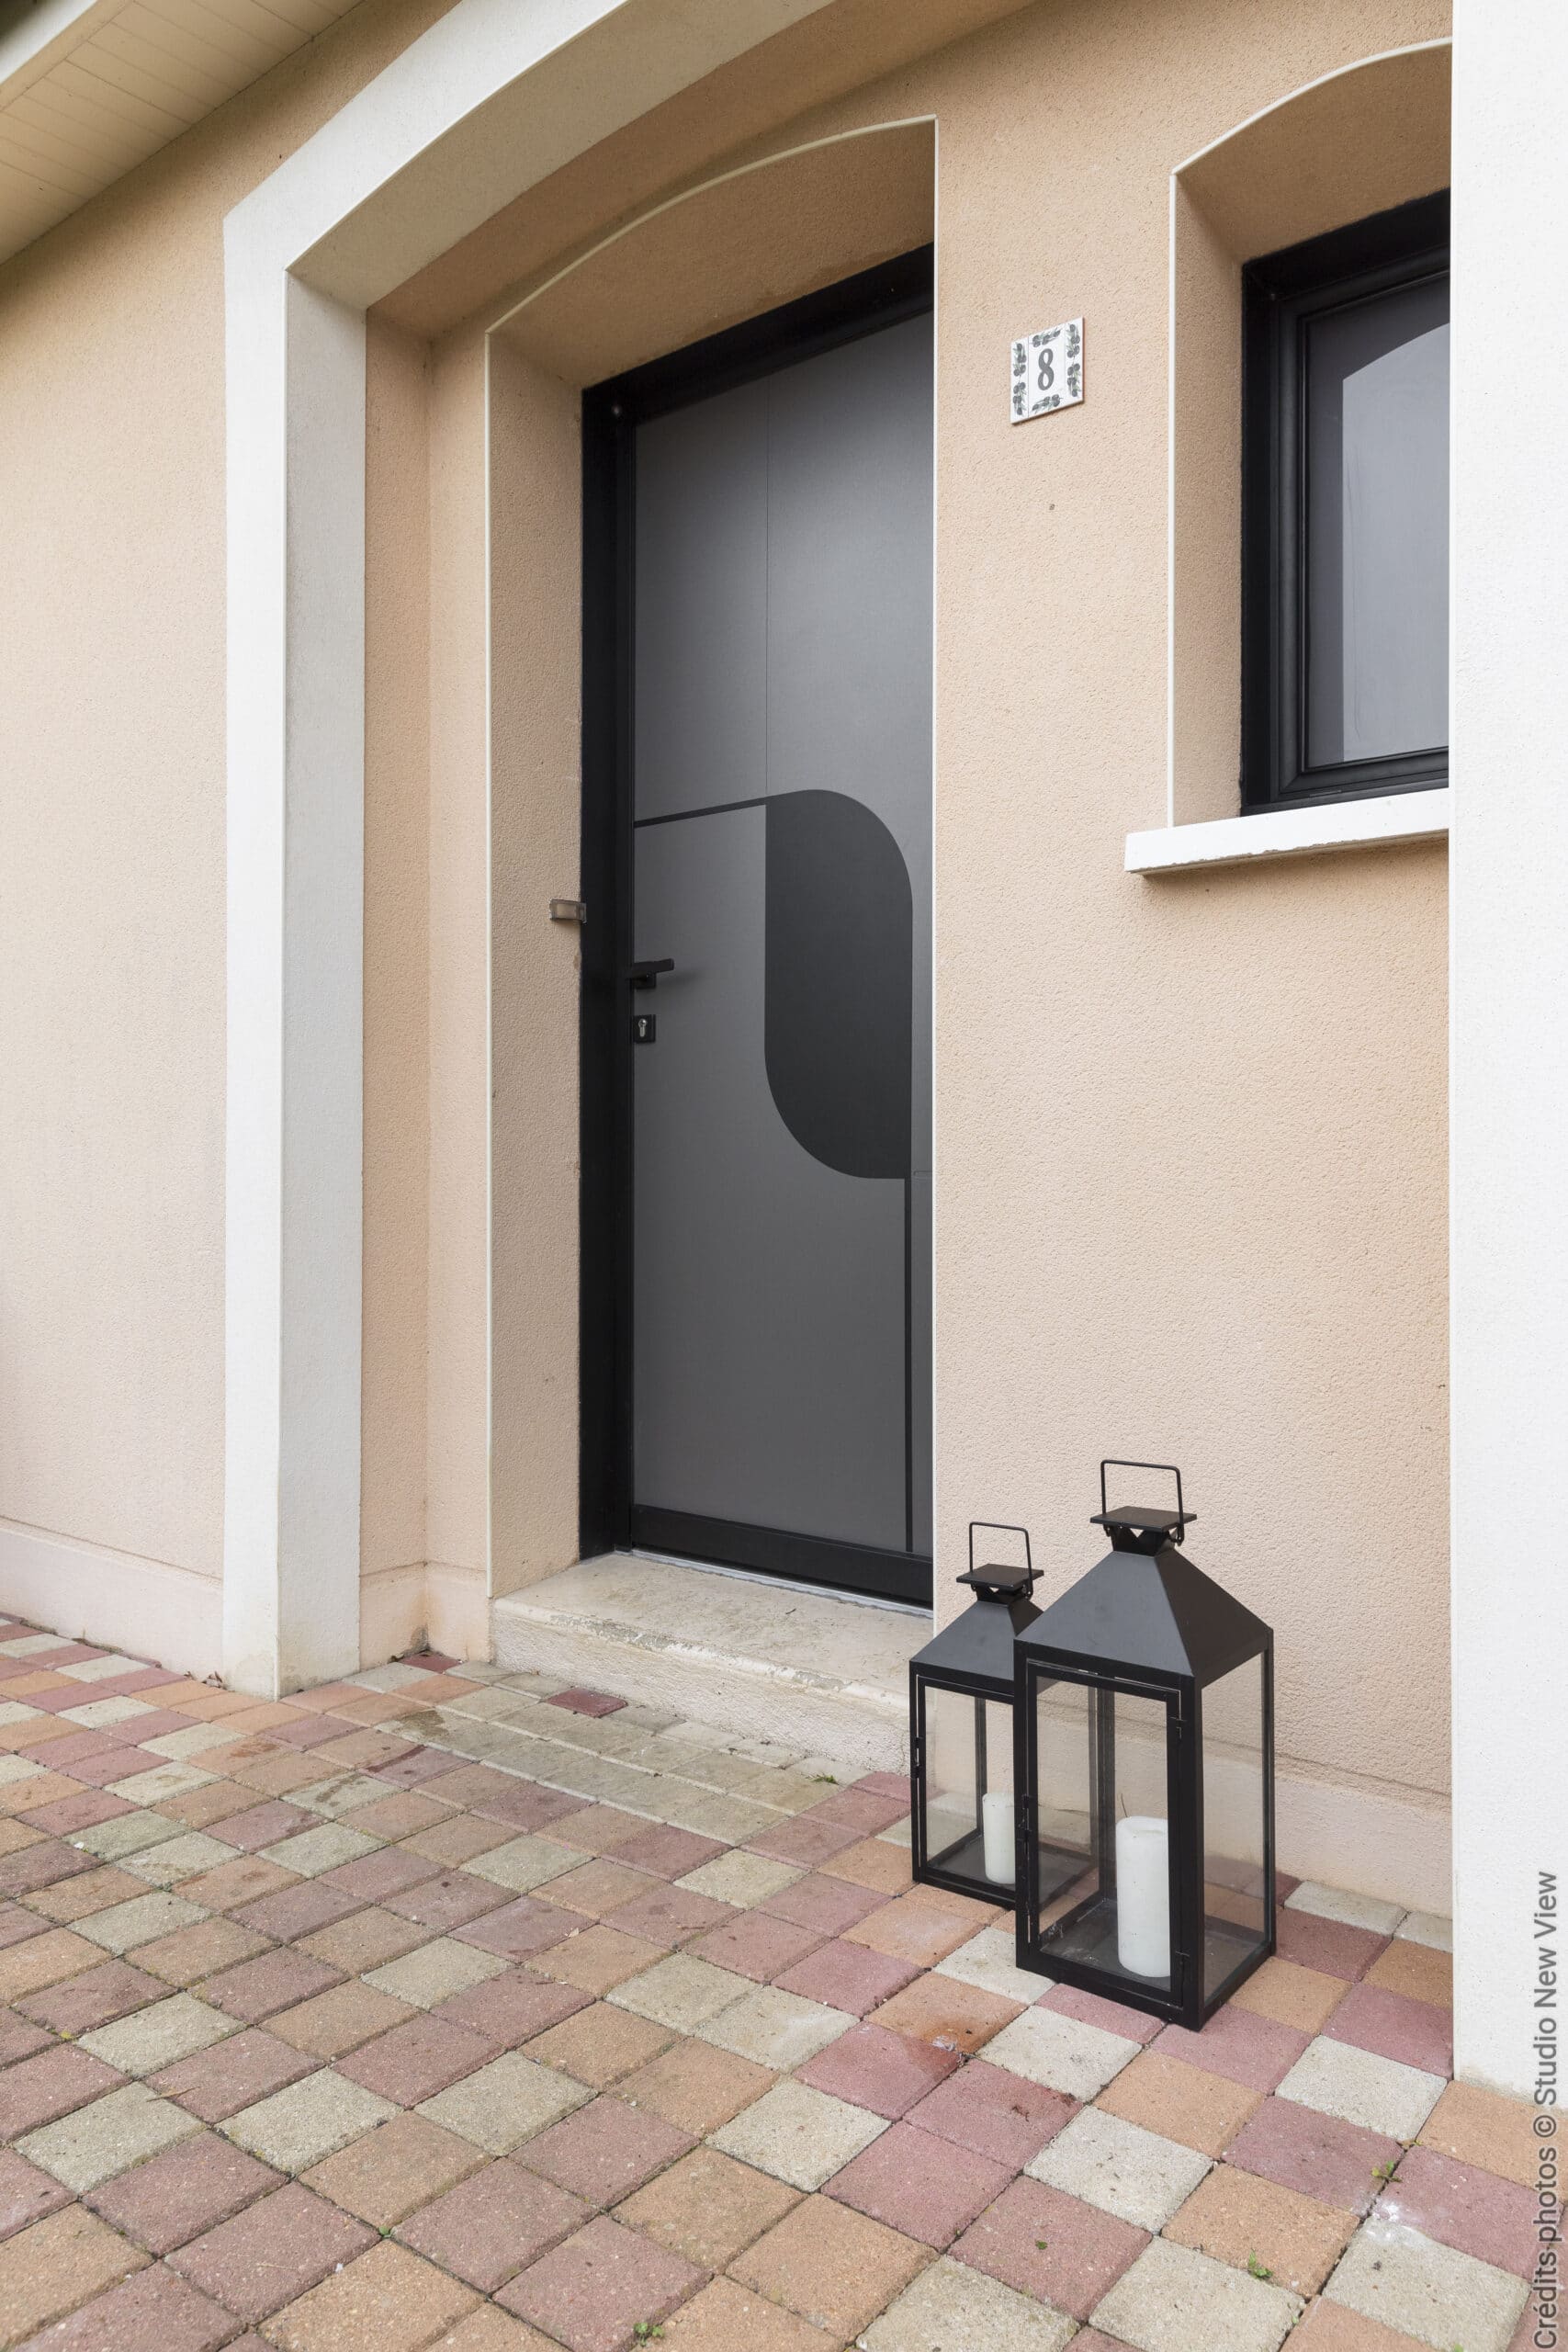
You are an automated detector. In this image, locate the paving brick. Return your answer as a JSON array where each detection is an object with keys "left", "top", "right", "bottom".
[
  {"left": 796, "top": 2018, "right": 957, "bottom": 2118},
  {"left": 817, "top": 1835, "right": 914, "bottom": 1894},
  {"left": 258, "top": 1826, "right": 381, "bottom": 1880},
  {"left": 743, "top": 1810, "right": 867, "bottom": 1870},
  {"left": 905, "top": 2054, "right": 1072, "bottom": 2170},
  {"left": 697, "top": 1983, "right": 852, "bottom": 2070},
  {"left": 1273, "top": 1912, "right": 1390, "bottom": 1984},
  {"left": 1322, "top": 1984, "right": 1453, "bottom": 2076},
  {"left": 299, "top": 2111, "right": 485, "bottom": 2228},
  {"left": 334, "top": 2011, "right": 494, "bottom": 2104},
  {"left": 522, "top": 2000, "right": 673, "bottom": 2088},
  {"left": 222, "top": 2069, "right": 396, "bottom": 2171},
  {"left": 710, "top": 2076, "right": 886, "bottom": 2189},
  {"left": 826, "top": 2115, "right": 1012, "bottom": 2246},
  {"left": 523, "top": 2092, "right": 693, "bottom": 2206},
  {"left": 728, "top": 2190, "right": 928, "bottom": 2339},
  {"left": 0, "top": 2206, "right": 152, "bottom": 2349},
  {"left": 655, "top": 2276, "right": 831, "bottom": 2352},
  {"left": 136, "top": 1919, "right": 275, "bottom": 1989},
  {"left": 13, "top": 2263, "right": 243, "bottom": 2352},
  {"left": 869, "top": 1970, "right": 1022, "bottom": 2055},
  {"left": 0, "top": 2148, "right": 71, "bottom": 2242},
  {"left": 230, "top": 1885, "right": 363, "bottom": 1944},
  {"left": 415, "top": 2052, "right": 591, "bottom": 2155},
  {"left": 0, "top": 1929, "right": 101, "bottom": 2004},
  {"left": 1324, "top": 2217, "right": 1529, "bottom": 2351},
  {"left": 0, "top": 2009, "right": 50, "bottom": 2067},
  {"left": 84, "top": 2127, "right": 282, "bottom": 2252},
  {"left": 1153, "top": 2005, "right": 1310, "bottom": 2093},
  {"left": 167, "top": 2183, "right": 376, "bottom": 2323},
  {"left": 862, "top": 2253, "right": 1078, "bottom": 2351},
  {"left": 262, "top": 2237, "right": 481, "bottom": 2352},
  {"left": 204, "top": 1951, "right": 344, "bottom": 2024},
  {"left": 1362, "top": 1938, "right": 1452, "bottom": 2011},
  {"left": 25, "top": 1860, "right": 145, "bottom": 1922},
  {"left": 932, "top": 1923, "right": 1054, "bottom": 2007},
  {"left": 605, "top": 1954, "right": 748, "bottom": 2033},
  {"left": 608, "top": 1826, "right": 724, "bottom": 1882},
  {"left": 80, "top": 1991, "right": 237, "bottom": 2075},
  {"left": 981, "top": 2005, "right": 1142, "bottom": 2102},
  {"left": 0, "top": 2045, "right": 125, "bottom": 2139},
  {"left": 432, "top": 1966, "right": 590, "bottom": 2048},
  {"left": 1276, "top": 2040, "right": 1446, "bottom": 2142},
  {"left": 843, "top": 1892, "right": 987, "bottom": 1969},
  {"left": 525, "top": 1925, "right": 667, "bottom": 1996},
  {"left": 1227, "top": 1958, "right": 1353, "bottom": 2037},
  {"left": 773, "top": 1933, "right": 919, "bottom": 2017},
  {"left": 617, "top": 2145, "right": 799, "bottom": 2270},
  {"left": 152, "top": 2027, "right": 319, "bottom": 2123},
  {"left": 677, "top": 1851, "right": 803, "bottom": 1908},
  {"left": 1089, "top": 2234, "right": 1303, "bottom": 2351},
  {"left": 266, "top": 1982, "right": 415, "bottom": 2061},
  {"left": 1096, "top": 2049, "right": 1262, "bottom": 2156},
  {"left": 18, "top": 2081, "right": 201, "bottom": 2191},
  {"left": 598, "top": 1882, "right": 732, "bottom": 1951},
  {"left": 217, "top": 1804, "right": 316, "bottom": 1854},
  {"left": 1028, "top": 2104, "right": 1212, "bottom": 2230},
  {"left": 1163, "top": 2162, "right": 1355, "bottom": 2295},
  {"left": 318, "top": 1849, "right": 443, "bottom": 1904},
  {"left": 615, "top": 2038, "right": 774, "bottom": 2137},
  {"left": 395, "top": 2156, "right": 589, "bottom": 2291},
  {"left": 1225, "top": 2097, "right": 1402, "bottom": 2216},
  {"left": 294, "top": 1907, "right": 429, "bottom": 1975},
  {"left": 498, "top": 2213, "right": 704, "bottom": 2350},
  {"left": 949, "top": 2174, "right": 1145, "bottom": 2320},
  {"left": 1375, "top": 2143, "right": 1539, "bottom": 2276},
  {"left": 462, "top": 1837, "right": 580, "bottom": 1894},
  {"left": 124, "top": 1833, "right": 245, "bottom": 1889},
  {"left": 758, "top": 1871, "right": 888, "bottom": 1936},
  {"left": 1288, "top": 2305, "right": 1434, "bottom": 2350},
  {"left": 0, "top": 1840, "right": 96, "bottom": 1898},
  {"left": 362, "top": 1939, "right": 510, "bottom": 2011}
]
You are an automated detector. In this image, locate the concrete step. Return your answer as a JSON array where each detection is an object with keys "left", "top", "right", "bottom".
[{"left": 490, "top": 1553, "right": 925, "bottom": 1776}]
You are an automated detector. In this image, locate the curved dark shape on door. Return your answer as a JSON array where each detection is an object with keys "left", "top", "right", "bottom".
[{"left": 764, "top": 788, "right": 913, "bottom": 1182}]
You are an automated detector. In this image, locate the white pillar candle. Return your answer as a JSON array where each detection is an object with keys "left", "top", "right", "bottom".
[
  {"left": 981, "top": 1790, "right": 1016, "bottom": 1883},
  {"left": 1115, "top": 1814, "right": 1170, "bottom": 1977}
]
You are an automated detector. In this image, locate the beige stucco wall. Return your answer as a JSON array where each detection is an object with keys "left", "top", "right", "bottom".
[
  {"left": 447, "top": 0, "right": 1451, "bottom": 1888},
  {"left": 1, "top": 0, "right": 1451, "bottom": 1888},
  {"left": 0, "top": 0, "right": 455, "bottom": 1671}
]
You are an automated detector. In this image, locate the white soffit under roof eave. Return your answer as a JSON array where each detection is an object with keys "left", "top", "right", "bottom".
[{"left": 0, "top": 0, "right": 366, "bottom": 270}]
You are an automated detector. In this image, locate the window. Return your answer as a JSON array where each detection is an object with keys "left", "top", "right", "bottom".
[{"left": 1242, "top": 192, "right": 1450, "bottom": 810}]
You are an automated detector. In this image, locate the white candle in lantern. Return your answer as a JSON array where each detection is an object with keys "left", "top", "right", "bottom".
[
  {"left": 981, "top": 1791, "right": 1016, "bottom": 1883},
  {"left": 1115, "top": 1814, "right": 1170, "bottom": 1977}
]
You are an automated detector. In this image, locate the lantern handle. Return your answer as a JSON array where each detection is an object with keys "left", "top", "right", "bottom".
[
  {"left": 1098, "top": 1459, "right": 1190, "bottom": 1526},
  {"left": 966, "top": 1521, "right": 1034, "bottom": 1592}
]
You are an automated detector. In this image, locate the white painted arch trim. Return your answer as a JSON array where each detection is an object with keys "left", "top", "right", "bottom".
[
  {"left": 1126, "top": 789, "right": 1449, "bottom": 875},
  {"left": 221, "top": 0, "right": 841, "bottom": 1695}
]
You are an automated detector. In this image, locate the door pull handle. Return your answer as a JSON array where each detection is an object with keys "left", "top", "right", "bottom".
[{"left": 627, "top": 960, "right": 674, "bottom": 989}]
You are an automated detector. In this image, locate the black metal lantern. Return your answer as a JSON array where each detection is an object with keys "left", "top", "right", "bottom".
[
  {"left": 1013, "top": 1462, "right": 1274, "bottom": 2029},
  {"left": 909, "top": 1524, "right": 1040, "bottom": 1907}
]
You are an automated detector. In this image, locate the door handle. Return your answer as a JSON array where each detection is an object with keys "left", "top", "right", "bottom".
[{"left": 627, "top": 959, "right": 674, "bottom": 989}]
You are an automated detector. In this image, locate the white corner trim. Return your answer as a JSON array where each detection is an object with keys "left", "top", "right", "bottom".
[
  {"left": 222, "top": 0, "right": 840, "bottom": 1699},
  {"left": 1125, "top": 788, "right": 1449, "bottom": 875}
]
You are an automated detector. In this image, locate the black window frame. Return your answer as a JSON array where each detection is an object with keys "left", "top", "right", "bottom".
[{"left": 1240, "top": 189, "right": 1450, "bottom": 813}]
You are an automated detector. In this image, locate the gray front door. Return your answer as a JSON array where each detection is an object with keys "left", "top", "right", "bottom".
[{"left": 594, "top": 266, "right": 932, "bottom": 1604}]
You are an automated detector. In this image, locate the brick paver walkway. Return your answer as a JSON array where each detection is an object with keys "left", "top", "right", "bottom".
[{"left": 0, "top": 1618, "right": 1540, "bottom": 2350}]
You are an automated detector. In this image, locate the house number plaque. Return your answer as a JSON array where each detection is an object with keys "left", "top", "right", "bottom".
[{"left": 1010, "top": 318, "right": 1083, "bottom": 422}]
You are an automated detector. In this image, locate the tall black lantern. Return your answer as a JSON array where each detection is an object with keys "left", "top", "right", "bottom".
[
  {"left": 1013, "top": 1462, "right": 1274, "bottom": 2029},
  {"left": 909, "top": 1524, "right": 1040, "bottom": 1907}
]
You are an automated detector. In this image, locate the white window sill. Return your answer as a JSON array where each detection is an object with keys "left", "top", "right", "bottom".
[{"left": 1126, "top": 788, "right": 1450, "bottom": 875}]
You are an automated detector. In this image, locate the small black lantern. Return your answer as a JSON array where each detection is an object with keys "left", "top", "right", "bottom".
[
  {"left": 909, "top": 1524, "right": 1040, "bottom": 1906},
  {"left": 1013, "top": 1462, "right": 1274, "bottom": 2029}
]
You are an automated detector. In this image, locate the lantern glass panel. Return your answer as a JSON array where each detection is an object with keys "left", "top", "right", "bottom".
[
  {"left": 1032, "top": 1676, "right": 1176, "bottom": 1995},
  {"left": 1201, "top": 1654, "right": 1269, "bottom": 2005},
  {"left": 921, "top": 1685, "right": 1019, "bottom": 1893}
]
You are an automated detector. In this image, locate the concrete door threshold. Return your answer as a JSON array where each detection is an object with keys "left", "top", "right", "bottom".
[{"left": 490, "top": 1552, "right": 928, "bottom": 1774}]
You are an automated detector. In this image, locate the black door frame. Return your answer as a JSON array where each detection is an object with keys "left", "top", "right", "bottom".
[{"left": 579, "top": 245, "right": 935, "bottom": 1605}]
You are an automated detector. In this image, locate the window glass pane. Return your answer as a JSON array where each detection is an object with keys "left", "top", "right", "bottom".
[
  {"left": 1304, "top": 272, "right": 1449, "bottom": 767},
  {"left": 1201, "top": 1655, "right": 1269, "bottom": 2005},
  {"left": 921, "top": 1684, "right": 1018, "bottom": 1891},
  {"left": 1033, "top": 1679, "right": 1173, "bottom": 1995}
]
